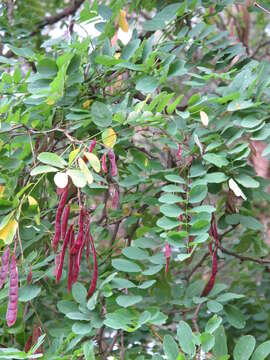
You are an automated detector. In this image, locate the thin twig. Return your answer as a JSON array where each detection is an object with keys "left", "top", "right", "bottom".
[
  {"left": 218, "top": 244, "right": 270, "bottom": 264},
  {"left": 254, "top": 2, "right": 270, "bottom": 16},
  {"left": 192, "top": 303, "right": 202, "bottom": 333},
  {"left": 105, "top": 331, "right": 120, "bottom": 357},
  {"left": 120, "top": 331, "right": 125, "bottom": 360}
]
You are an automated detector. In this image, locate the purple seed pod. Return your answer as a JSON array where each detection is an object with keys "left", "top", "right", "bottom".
[
  {"left": 61, "top": 204, "right": 70, "bottom": 241},
  {"left": 52, "top": 185, "right": 69, "bottom": 252},
  {"left": 176, "top": 144, "right": 182, "bottom": 159},
  {"left": 102, "top": 153, "right": 108, "bottom": 174},
  {"left": 87, "top": 233, "right": 98, "bottom": 299},
  {"left": 71, "top": 208, "right": 85, "bottom": 255},
  {"left": 89, "top": 139, "right": 96, "bottom": 153},
  {"left": 0, "top": 246, "right": 10, "bottom": 289},
  {"left": 108, "top": 150, "right": 118, "bottom": 177},
  {"left": 56, "top": 224, "right": 73, "bottom": 283},
  {"left": 6, "top": 255, "right": 18, "bottom": 327}
]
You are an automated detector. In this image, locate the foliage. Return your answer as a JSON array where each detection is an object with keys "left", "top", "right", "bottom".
[{"left": 1, "top": 0, "right": 270, "bottom": 359}]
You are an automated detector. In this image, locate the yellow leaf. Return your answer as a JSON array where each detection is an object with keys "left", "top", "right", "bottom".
[
  {"left": 200, "top": 111, "right": 209, "bottom": 126},
  {"left": 102, "top": 128, "right": 117, "bottom": 149},
  {"left": 0, "top": 185, "right": 5, "bottom": 198},
  {"left": 0, "top": 218, "right": 18, "bottom": 245},
  {"left": 84, "top": 152, "right": 101, "bottom": 173},
  {"left": 78, "top": 158, "right": 94, "bottom": 185},
  {"left": 28, "top": 196, "right": 40, "bottom": 226},
  {"left": 115, "top": 52, "right": 121, "bottom": 59},
  {"left": 46, "top": 98, "right": 55, "bottom": 106},
  {"left": 83, "top": 99, "right": 92, "bottom": 109},
  {"left": 119, "top": 9, "right": 129, "bottom": 32},
  {"left": 69, "top": 148, "right": 80, "bottom": 165}
]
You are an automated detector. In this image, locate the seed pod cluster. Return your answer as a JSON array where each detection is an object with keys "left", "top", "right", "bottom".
[{"left": 53, "top": 199, "right": 98, "bottom": 298}]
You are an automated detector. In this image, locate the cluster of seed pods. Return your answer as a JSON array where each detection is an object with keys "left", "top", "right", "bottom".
[
  {"left": 0, "top": 247, "right": 18, "bottom": 327},
  {"left": 52, "top": 140, "right": 118, "bottom": 298}
]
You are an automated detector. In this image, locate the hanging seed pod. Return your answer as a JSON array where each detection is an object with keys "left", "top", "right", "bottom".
[
  {"left": 0, "top": 246, "right": 10, "bottom": 289},
  {"left": 6, "top": 255, "right": 18, "bottom": 327},
  {"left": 33, "top": 326, "right": 43, "bottom": 355},
  {"left": 102, "top": 153, "right": 108, "bottom": 174},
  {"left": 108, "top": 150, "right": 118, "bottom": 177},
  {"left": 52, "top": 185, "right": 69, "bottom": 252},
  {"left": 56, "top": 224, "right": 73, "bottom": 283},
  {"left": 24, "top": 336, "right": 33, "bottom": 353},
  {"left": 83, "top": 139, "right": 97, "bottom": 162},
  {"left": 67, "top": 228, "right": 75, "bottom": 293},
  {"left": 176, "top": 144, "right": 182, "bottom": 159},
  {"left": 71, "top": 208, "right": 85, "bottom": 255},
  {"left": 87, "top": 232, "right": 98, "bottom": 299},
  {"left": 201, "top": 247, "right": 218, "bottom": 297},
  {"left": 164, "top": 242, "right": 171, "bottom": 277},
  {"left": 61, "top": 203, "right": 70, "bottom": 241}
]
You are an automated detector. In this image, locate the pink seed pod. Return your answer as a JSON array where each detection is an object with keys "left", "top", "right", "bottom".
[
  {"left": 53, "top": 254, "right": 60, "bottom": 276},
  {"left": 201, "top": 247, "right": 218, "bottom": 297},
  {"left": 89, "top": 139, "right": 96, "bottom": 153},
  {"left": 164, "top": 242, "right": 171, "bottom": 276},
  {"left": 210, "top": 213, "right": 219, "bottom": 243},
  {"left": 0, "top": 246, "right": 10, "bottom": 289},
  {"left": 56, "top": 224, "right": 73, "bottom": 283},
  {"left": 61, "top": 203, "right": 70, "bottom": 241},
  {"left": 56, "top": 187, "right": 65, "bottom": 196},
  {"left": 108, "top": 150, "right": 118, "bottom": 177},
  {"left": 87, "top": 233, "right": 98, "bottom": 299},
  {"left": 52, "top": 185, "right": 69, "bottom": 252},
  {"left": 109, "top": 184, "right": 119, "bottom": 209},
  {"left": 6, "top": 255, "right": 18, "bottom": 327},
  {"left": 67, "top": 229, "right": 75, "bottom": 293},
  {"left": 71, "top": 208, "right": 85, "bottom": 255},
  {"left": 176, "top": 144, "right": 182, "bottom": 159},
  {"left": 27, "top": 266, "right": 32, "bottom": 284},
  {"left": 102, "top": 153, "right": 108, "bottom": 174},
  {"left": 33, "top": 326, "right": 43, "bottom": 355}
]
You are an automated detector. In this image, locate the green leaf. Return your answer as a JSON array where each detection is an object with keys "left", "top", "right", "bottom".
[
  {"left": 37, "top": 152, "right": 67, "bottom": 168},
  {"left": 189, "top": 185, "right": 207, "bottom": 203},
  {"left": 143, "top": 3, "right": 183, "bottom": 31},
  {"left": 205, "top": 315, "right": 222, "bottom": 334},
  {"left": 213, "top": 326, "right": 228, "bottom": 358},
  {"left": 57, "top": 300, "right": 78, "bottom": 314},
  {"left": 91, "top": 101, "right": 112, "bottom": 127},
  {"left": 136, "top": 76, "right": 158, "bottom": 94},
  {"left": 116, "top": 295, "right": 143, "bottom": 308},
  {"left": 233, "top": 335, "right": 256, "bottom": 360},
  {"left": 203, "top": 153, "right": 229, "bottom": 168},
  {"left": 157, "top": 216, "right": 180, "bottom": 230},
  {"left": 112, "top": 259, "right": 141, "bottom": 273},
  {"left": 72, "top": 283, "right": 87, "bottom": 304},
  {"left": 30, "top": 165, "right": 59, "bottom": 176},
  {"left": 224, "top": 305, "right": 246, "bottom": 329},
  {"left": 200, "top": 332, "right": 215, "bottom": 353},
  {"left": 165, "top": 174, "right": 185, "bottom": 184},
  {"left": 235, "top": 174, "right": 259, "bottom": 188},
  {"left": 122, "top": 246, "right": 149, "bottom": 260},
  {"left": 138, "top": 280, "right": 156, "bottom": 289},
  {"left": 177, "top": 321, "right": 196, "bottom": 356},
  {"left": 163, "top": 334, "right": 179, "bottom": 360},
  {"left": 205, "top": 172, "right": 228, "bottom": 183},
  {"left": 72, "top": 322, "right": 92, "bottom": 335},
  {"left": 160, "top": 204, "right": 183, "bottom": 218},
  {"left": 251, "top": 341, "right": 270, "bottom": 360},
  {"left": 19, "top": 285, "right": 41, "bottom": 302},
  {"left": 83, "top": 340, "right": 95, "bottom": 360},
  {"left": 67, "top": 169, "right": 87, "bottom": 188},
  {"left": 207, "top": 300, "right": 223, "bottom": 313},
  {"left": 159, "top": 194, "right": 183, "bottom": 204},
  {"left": 216, "top": 293, "right": 245, "bottom": 302}
]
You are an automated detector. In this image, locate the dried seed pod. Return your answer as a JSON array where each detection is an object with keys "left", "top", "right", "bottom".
[
  {"left": 108, "top": 150, "right": 118, "bottom": 177},
  {"left": 24, "top": 335, "right": 33, "bottom": 353},
  {"left": 56, "top": 224, "right": 73, "bottom": 283},
  {"left": 102, "top": 153, "right": 108, "bottom": 173},
  {"left": 0, "top": 246, "right": 10, "bottom": 289},
  {"left": 87, "top": 232, "right": 98, "bottom": 299},
  {"left": 6, "top": 255, "right": 18, "bottom": 327},
  {"left": 61, "top": 203, "right": 70, "bottom": 241},
  {"left": 52, "top": 185, "right": 69, "bottom": 252},
  {"left": 164, "top": 242, "right": 171, "bottom": 277}
]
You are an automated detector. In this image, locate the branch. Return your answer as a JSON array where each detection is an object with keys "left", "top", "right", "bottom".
[
  {"left": 218, "top": 244, "right": 270, "bottom": 265},
  {"left": 30, "top": 0, "right": 84, "bottom": 36},
  {"left": 254, "top": 2, "right": 270, "bottom": 16}
]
